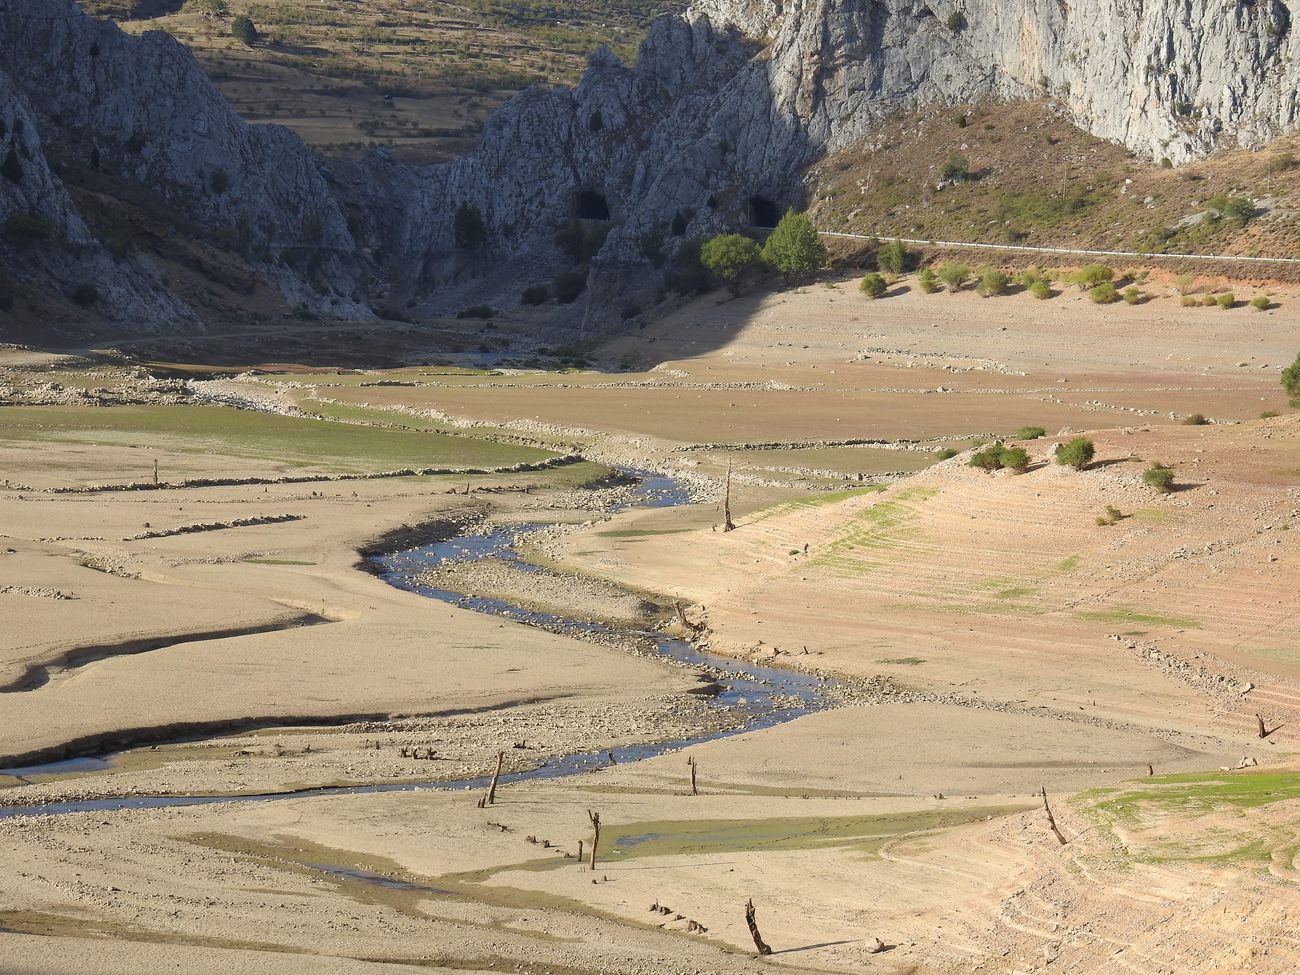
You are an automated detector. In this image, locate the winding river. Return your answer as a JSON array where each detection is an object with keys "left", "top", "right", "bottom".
[{"left": 0, "top": 472, "right": 832, "bottom": 820}]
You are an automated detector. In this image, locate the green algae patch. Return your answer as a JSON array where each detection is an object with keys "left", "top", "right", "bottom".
[{"left": 1075, "top": 605, "right": 1201, "bottom": 629}]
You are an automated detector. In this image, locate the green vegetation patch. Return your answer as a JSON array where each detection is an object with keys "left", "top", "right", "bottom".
[
  {"left": 0, "top": 405, "right": 554, "bottom": 474},
  {"left": 1075, "top": 605, "right": 1201, "bottom": 629},
  {"left": 603, "top": 806, "right": 1028, "bottom": 860}
]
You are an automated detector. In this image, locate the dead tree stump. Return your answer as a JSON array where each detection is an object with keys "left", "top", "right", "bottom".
[
  {"left": 485, "top": 750, "right": 504, "bottom": 806},
  {"left": 687, "top": 756, "right": 698, "bottom": 796},
  {"left": 587, "top": 810, "right": 601, "bottom": 870},
  {"left": 1040, "top": 786, "right": 1067, "bottom": 845},
  {"left": 1257, "top": 713, "right": 1269, "bottom": 739},
  {"left": 744, "top": 898, "right": 772, "bottom": 956},
  {"left": 723, "top": 462, "right": 736, "bottom": 532}
]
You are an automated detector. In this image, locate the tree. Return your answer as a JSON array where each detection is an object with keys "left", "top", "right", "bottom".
[
  {"left": 1056, "top": 437, "right": 1095, "bottom": 470},
  {"left": 231, "top": 14, "right": 257, "bottom": 45},
  {"left": 668, "top": 238, "right": 712, "bottom": 295},
  {"left": 877, "top": 238, "right": 907, "bottom": 275},
  {"left": 701, "top": 233, "right": 764, "bottom": 295},
  {"left": 1281, "top": 351, "right": 1300, "bottom": 402},
  {"left": 859, "top": 272, "right": 887, "bottom": 298},
  {"left": 761, "top": 210, "right": 826, "bottom": 283},
  {"left": 937, "top": 261, "right": 970, "bottom": 292},
  {"left": 454, "top": 202, "right": 487, "bottom": 252}
]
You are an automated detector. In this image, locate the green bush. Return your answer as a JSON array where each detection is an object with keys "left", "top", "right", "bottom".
[
  {"left": 1014, "top": 426, "right": 1047, "bottom": 440},
  {"left": 1269, "top": 152, "right": 1295, "bottom": 174},
  {"left": 701, "top": 233, "right": 764, "bottom": 295},
  {"left": 859, "top": 272, "right": 887, "bottom": 298},
  {"left": 1142, "top": 463, "right": 1176, "bottom": 493},
  {"left": 940, "top": 155, "right": 971, "bottom": 181},
  {"left": 999, "top": 446, "right": 1030, "bottom": 472},
  {"left": 935, "top": 447, "right": 958, "bottom": 460},
  {"left": 553, "top": 269, "right": 587, "bottom": 304},
  {"left": 668, "top": 238, "right": 712, "bottom": 296},
  {"left": 521, "top": 284, "right": 549, "bottom": 306},
  {"left": 1071, "top": 264, "right": 1113, "bottom": 290},
  {"left": 1281, "top": 351, "right": 1300, "bottom": 402},
  {"left": 554, "top": 219, "right": 609, "bottom": 262},
  {"left": 1216, "top": 292, "right": 1235, "bottom": 309},
  {"left": 1251, "top": 295, "right": 1271, "bottom": 311},
  {"left": 969, "top": 444, "right": 1006, "bottom": 471},
  {"left": 1180, "top": 295, "right": 1199, "bottom": 308},
  {"left": 1089, "top": 282, "right": 1118, "bottom": 304},
  {"left": 1122, "top": 286, "right": 1143, "bottom": 305},
  {"left": 2, "top": 212, "right": 52, "bottom": 244},
  {"left": 761, "top": 210, "right": 826, "bottom": 282},
  {"left": 1207, "top": 195, "right": 1253, "bottom": 221},
  {"left": 1028, "top": 279, "right": 1053, "bottom": 300},
  {"left": 1056, "top": 437, "right": 1095, "bottom": 470},
  {"left": 976, "top": 265, "right": 1008, "bottom": 297},
  {"left": 454, "top": 202, "right": 487, "bottom": 252},
  {"left": 916, "top": 267, "right": 939, "bottom": 293},
  {"left": 937, "top": 261, "right": 971, "bottom": 292},
  {"left": 877, "top": 238, "right": 907, "bottom": 275}
]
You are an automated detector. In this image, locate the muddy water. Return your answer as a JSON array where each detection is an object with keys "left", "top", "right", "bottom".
[{"left": 0, "top": 473, "right": 833, "bottom": 819}]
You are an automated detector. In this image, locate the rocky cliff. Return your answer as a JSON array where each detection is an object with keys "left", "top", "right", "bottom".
[{"left": 2, "top": 0, "right": 1300, "bottom": 335}]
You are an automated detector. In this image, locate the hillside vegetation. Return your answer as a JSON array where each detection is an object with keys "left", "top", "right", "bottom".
[{"left": 76, "top": 0, "right": 675, "bottom": 162}]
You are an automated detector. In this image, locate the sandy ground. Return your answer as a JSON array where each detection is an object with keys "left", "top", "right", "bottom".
[{"left": 2, "top": 282, "right": 1300, "bottom": 972}]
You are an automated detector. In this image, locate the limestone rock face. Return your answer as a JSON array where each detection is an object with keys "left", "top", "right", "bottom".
[
  {"left": 0, "top": 68, "right": 194, "bottom": 327},
  {"left": 0, "top": 0, "right": 370, "bottom": 323}
]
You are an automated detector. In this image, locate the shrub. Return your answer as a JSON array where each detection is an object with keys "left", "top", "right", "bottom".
[
  {"left": 976, "top": 265, "right": 1008, "bottom": 297},
  {"left": 916, "top": 267, "right": 939, "bottom": 293},
  {"left": 969, "top": 444, "right": 1006, "bottom": 471},
  {"left": 1251, "top": 295, "right": 1271, "bottom": 311},
  {"left": 1269, "top": 152, "right": 1295, "bottom": 174},
  {"left": 877, "top": 238, "right": 907, "bottom": 275},
  {"left": 858, "top": 273, "right": 886, "bottom": 298},
  {"left": 231, "top": 14, "right": 257, "bottom": 45},
  {"left": 1216, "top": 292, "right": 1235, "bottom": 309},
  {"left": 553, "top": 268, "right": 587, "bottom": 304},
  {"left": 454, "top": 202, "right": 487, "bottom": 252},
  {"left": 1121, "top": 286, "right": 1141, "bottom": 305},
  {"left": 1014, "top": 426, "right": 1047, "bottom": 440},
  {"left": 1028, "top": 279, "right": 1053, "bottom": 300},
  {"left": 1089, "top": 282, "right": 1118, "bottom": 304},
  {"left": 1180, "top": 295, "right": 1199, "bottom": 307},
  {"left": 70, "top": 282, "right": 98, "bottom": 306},
  {"left": 1175, "top": 273, "right": 1196, "bottom": 294},
  {"left": 1207, "top": 195, "right": 1252, "bottom": 221},
  {"left": 937, "top": 261, "right": 970, "bottom": 292},
  {"left": 521, "top": 284, "right": 549, "bottom": 306},
  {"left": 761, "top": 210, "right": 826, "bottom": 282},
  {"left": 1182, "top": 412, "right": 1207, "bottom": 425},
  {"left": 940, "top": 155, "right": 971, "bottom": 182},
  {"left": 456, "top": 305, "right": 493, "bottom": 319},
  {"left": 1280, "top": 351, "right": 1300, "bottom": 402},
  {"left": 1056, "top": 437, "right": 1095, "bottom": 470},
  {"left": 1071, "top": 264, "right": 1113, "bottom": 290},
  {"left": 210, "top": 168, "right": 229, "bottom": 193},
  {"left": 999, "top": 446, "right": 1030, "bottom": 472},
  {"left": 1, "top": 147, "right": 22, "bottom": 184},
  {"left": 2, "top": 212, "right": 52, "bottom": 244},
  {"left": 935, "top": 447, "right": 959, "bottom": 460},
  {"left": 701, "top": 233, "right": 764, "bottom": 295},
  {"left": 621, "top": 302, "right": 641, "bottom": 320},
  {"left": 554, "top": 219, "right": 609, "bottom": 262},
  {"left": 946, "top": 9, "right": 965, "bottom": 30},
  {"left": 668, "top": 238, "right": 712, "bottom": 295},
  {"left": 1142, "top": 463, "right": 1176, "bottom": 493}
]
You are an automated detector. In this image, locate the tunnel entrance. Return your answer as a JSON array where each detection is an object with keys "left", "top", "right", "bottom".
[
  {"left": 748, "top": 195, "right": 780, "bottom": 229},
  {"left": 574, "top": 190, "right": 610, "bottom": 221}
]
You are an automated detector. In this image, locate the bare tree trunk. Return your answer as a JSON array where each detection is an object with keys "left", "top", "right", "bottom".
[
  {"left": 1147, "top": 763, "right": 1154, "bottom": 777},
  {"left": 1257, "top": 713, "right": 1268, "bottom": 739},
  {"left": 587, "top": 810, "right": 601, "bottom": 870},
  {"left": 744, "top": 898, "right": 772, "bottom": 956},
  {"left": 1041, "top": 786, "right": 1067, "bottom": 845},
  {"left": 687, "top": 756, "right": 698, "bottom": 796},
  {"left": 153, "top": 458, "right": 159, "bottom": 488},
  {"left": 723, "top": 462, "right": 736, "bottom": 532},
  {"left": 485, "top": 750, "right": 504, "bottom": 805},
  {"left": 674, "top": 602, "right": 695, "bottom": 633},
  {"left": 577, "top": 839, "right": 583, "bottom": 863}
]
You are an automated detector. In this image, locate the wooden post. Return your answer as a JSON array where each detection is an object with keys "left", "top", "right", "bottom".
[
  {"left": 1041, "top": 785, "right": 1067, "bottom": 845},
  {"left": 723, "top": 462, "right": 736, "bottom": 532},
  {"left": 485, "top": 750, "right": 504, "bottom": 805},
  {"left": 744, "top": 898, "right": 772, "bottom": 956},
  {"left": 687, "top": 755, "right": 698, "bottom": 795},
  {"left": 577, "top": 839, "right": 583, "bottom": 864},
  {"left": 1257, "top": 713, "right": 1268, "bottom": 739},
  {"left": 587, "top": 810, "right": 601, "bottom": 870},
  {"left": 152, "top": 458, "right": 159, "bottom": 488}
]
